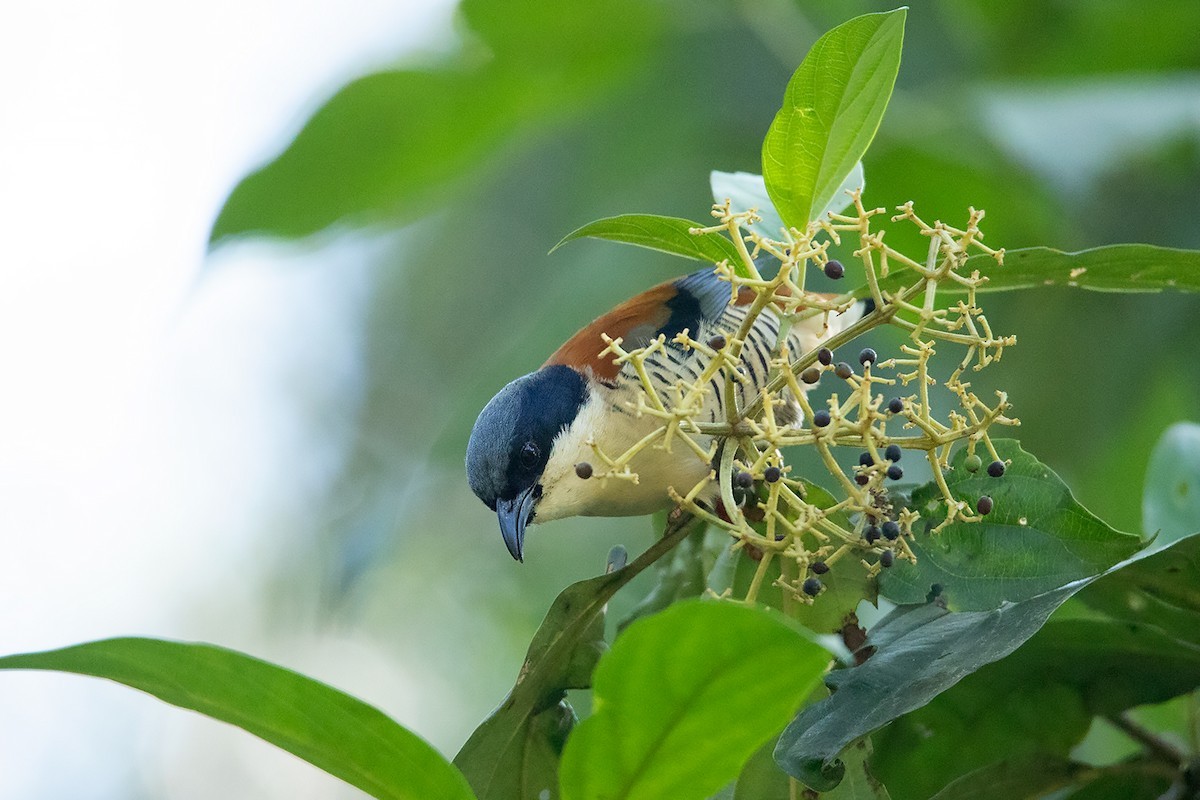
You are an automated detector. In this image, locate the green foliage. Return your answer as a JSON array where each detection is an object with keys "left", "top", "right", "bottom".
[
  {"left": 553, "top": 215, "right": 746, "bottom": 275},
  {"left": 0, "top": 639, "right": 475, "bottom": 800},
  {"left": 880, "top": 441, "right": 1143, "bottom": 609},
  {"left": 455, "top": 528, "right": 694, "bottom": 800},
  {"left": 774, "top": 530, "right": 1200, "bottom": 792},
  {"left": 558, "top": 601, "right": 829, "bottom": 800},
  {"left": 762, "top": 9, "right": 905, "bottom": 229}
]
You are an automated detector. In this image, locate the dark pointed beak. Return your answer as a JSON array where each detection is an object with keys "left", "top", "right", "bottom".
[{"left": 496, "top": 485, "right": 538, "bottom": 562}]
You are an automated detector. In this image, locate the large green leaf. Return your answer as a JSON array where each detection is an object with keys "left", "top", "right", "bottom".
[
  {"left": 0, "top": 638, "right": 474, "bottom": 800},
  {"left": 865, "top": 244, "right": 1200, "bottom": 298},
  {"left": 552, "top": 215, "right": 747, "bottom": 275},
  {"left": 879, "top": 440, "right": 1142, "bottom": 610},
  {"left": 209, "top": 0, "right": 662, "bottom": 245},
  {"left": 455, "top": 524, "right": 695, "bottom": 800},
  {"left": 777, "top": 532, "right": 1200, "bottom": 793},
  {"left": 559, "top": 601, "right": 830, "bottom": 800},
  {"left": 762, "top": 9, "right": 905, "bottom": 229},
  {"left": 1142, "top": 421, "right": 1200, "bottom": 546}
]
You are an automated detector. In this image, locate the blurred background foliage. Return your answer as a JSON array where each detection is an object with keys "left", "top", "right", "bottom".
[{"left": 208, "top": 0, "right": 1200, "bottom": 790}]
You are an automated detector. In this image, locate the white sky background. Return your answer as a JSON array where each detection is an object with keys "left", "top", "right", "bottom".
[{"left": 0, "top": 0, "right": 455, "bottom": 796}]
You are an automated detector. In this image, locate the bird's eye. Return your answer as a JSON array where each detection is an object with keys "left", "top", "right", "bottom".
[{"left": 520, "top": 441, "right": 540, "bottom": 467}]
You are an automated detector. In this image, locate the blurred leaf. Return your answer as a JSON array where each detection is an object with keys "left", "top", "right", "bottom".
[
  {"left": 762, "top": 9, "right": 905, "bottom": 229},
  {"left": 0, "top": 638, "right": 474, "bottom": 800},
  {"left": 926, "top": 756, "right": 1083, "bottom": 800},
  {"left": 553, "top": 215, "right": 746, "bottom": 274},
  {"left": 880, "top": 440, "right": 1141, "bottom": 610},
  {"left": 210, "top": 0, "right": 663, "bottom": 245},
  {"left": 1143, "top": 422, "right": 1200, "bottom": 546},
  {"left": 866, "top": 245, "right": 1200, "bottom": 299},
  {"left": 773, "top": 531, "right": 1200, "bottom": 792},
  {"left": 560, "top": 601, "right": 829, "bottom": 800},
  {"left": 455, "top": 521, "right": 693, "bottom": 799},
  {"left": 211, "top": 69, "right": 522, "bottom": 244}
]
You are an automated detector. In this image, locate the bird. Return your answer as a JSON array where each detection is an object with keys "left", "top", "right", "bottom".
[{"left": 466, "top": 266, "right": 862, "bottom": 562}]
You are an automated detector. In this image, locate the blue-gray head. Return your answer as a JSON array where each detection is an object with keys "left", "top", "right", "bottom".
[{"left": 466, "top": 365, "right": 588, "bottom": 562}]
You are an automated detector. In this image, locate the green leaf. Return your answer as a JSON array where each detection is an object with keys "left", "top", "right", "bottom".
[
  {"left": 762, "top": 9, "right": 905, "bottom": 229},
  {"left": 0, "top": 638, "right": 475, "bottom": 800},
  {"left": 926, "top": 756, "right": 1084, "bottom": 800},
  {"left": 879, "top": 440, "right": 1142, "bottom": 610},
  {"left": 1143, "top": 421, "right": 1200, "bottom": 546},
  {"left": 776, "top": 531, "right": 1200, "bottom": 793},
  {"left": 552, "top": 215, "right": 747, "bottom": 275},
  {"left": 455, "top": 526, "right": 694, "bottom": 799},
  {"left": 865, "top": 244, "right": 1200, "bottom": 299},
  {"left": 619, "top": 519, "right": 715, "bottom": 633},
  {"left": 559, "top": 601, "right": 830, "bottom": 800}
]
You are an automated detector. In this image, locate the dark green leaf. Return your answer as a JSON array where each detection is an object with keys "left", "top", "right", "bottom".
[
  {"left": 865, "top": 245, "right": 1200, "bottom": 299},
  {"left": 552, "top": 215, "right": 746, "bottom": 275},
  {"left": 927, "top": 756, "right": 1084, "bottom": 800},
  {"left": 774, "top": 531, "right": 1200, "bottom": 792},
  {"left": 880, "top": 440, "right": 1141, "bottom": 610},
  {"left": 560, "top": 601, "right": 830, "bottom": 800},
  {"left": 1143, "top": 421, "right": 1200, "bottom": 546},
  {"left": 619, "top": 519, "right": 715, "bottom": 633},
  {"left": 0, "top": 638, "right": 474, "bottom": 800},
  {"left": 762, "top": 9, "right": 905, "bottom": 229},
  {"left": 872, "top": 533, "right": 1200, "bottom": 799},
  {"left": 455, "top": 522, "right": 695, "bottom": 799}
]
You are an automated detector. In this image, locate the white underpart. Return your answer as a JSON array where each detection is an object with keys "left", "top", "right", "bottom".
[{"left": 534, "top": 302, "right": 863, "bottom": 522}]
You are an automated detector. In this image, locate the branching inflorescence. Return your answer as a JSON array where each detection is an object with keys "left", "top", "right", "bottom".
[{"left": 586, "top": 192, "right": 1018, "bottom": 607}]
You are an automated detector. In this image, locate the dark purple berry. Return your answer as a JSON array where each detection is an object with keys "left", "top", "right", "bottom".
[
  {"left": 811, "top": 561, "right": 829, "bottom": 575},
  {"left": 803, "top": 577, "right": 823, "bottom": 596},
  {"left": 801, "top": 366, "right": 821, "bottom": 384},
  {"left": 887, "top": 397, "right": 904, "bottom": 414},
  {"left": 859, "top": 452, "right": 874, "bottom": 467},
  {"left": 813, "top": 410, "right": 831, "bottom": 428},
  {"left": 885, "top": 444, "right": 902, "bottom": 462},
  {"left": 817, "top": 347, "right": 833, "bottom": 366},
  {"left": 707, "top": 334, "right": 726, "bottom": 350},
  {"left": 880, "top": 549, "right": 895, "bottom": 568},
  {"left": 859, "top": 347, "right": 877, "bottom": 365},
  {"left": 764, "top": 466, "right": 781, "bottom": 483},
  {"left": 835, "top": 362, "right": 854, "bottom": 380},
  {"left": 734, "top": 470, "right": 754, "bottom": 489},
  {"left": 855, "top": 473, "right": 870, "bottom": 486},
  {"left": 882, "top": 520, "right": 901, "bottom": 540},
  {"left": 887, "top": 464, "right": 903, "bottom": 481},
  {"left": 824, "top": 260, "right": 845, "bottom": 280},
  {"left": 977, "top": 495, "right": 994, "bottom": 515},
  {"left": 575, "top": 462, "right": 593, "bottom": 479},
  {"left": 865, "top": 525, "right": 881, "bottom": 544},
  {"left": 987, "top": 460, "right": 1006, "bottom": 478}
]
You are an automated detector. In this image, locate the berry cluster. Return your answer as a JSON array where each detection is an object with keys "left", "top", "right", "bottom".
[{"left": 581, "top": 192, "right": 1018, "bottom": 608}]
